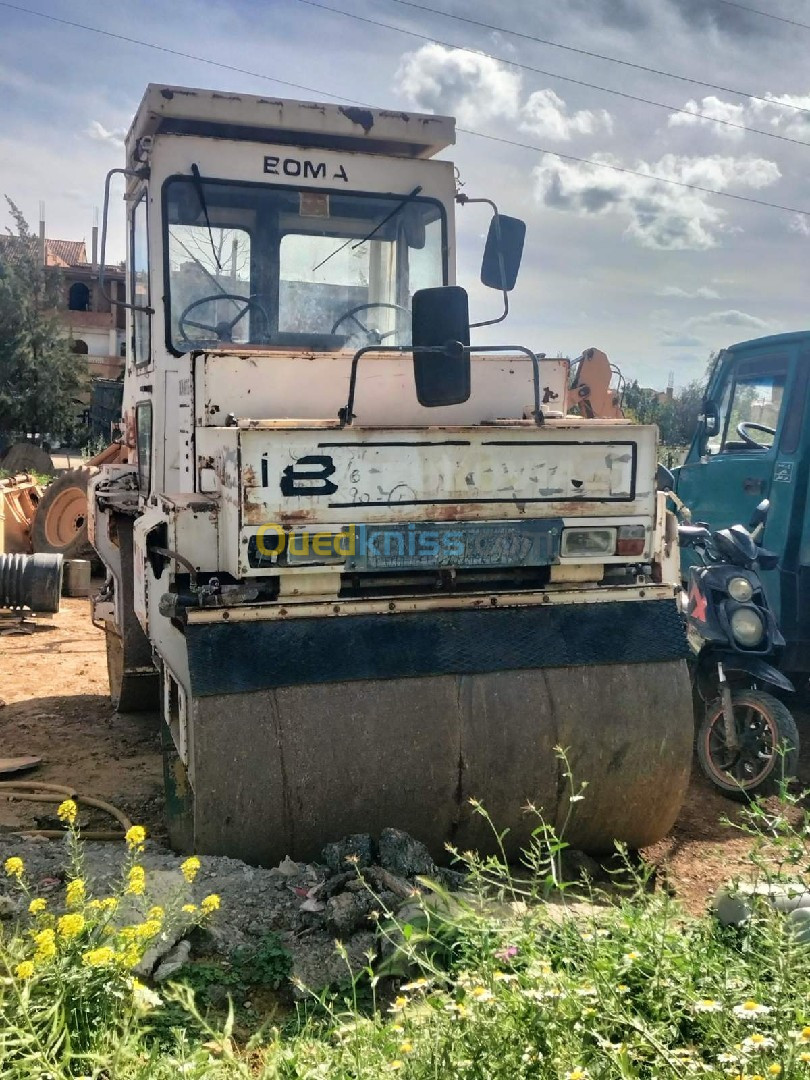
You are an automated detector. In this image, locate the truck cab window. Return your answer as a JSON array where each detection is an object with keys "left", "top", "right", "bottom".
[
  {"left": 164, "top": 177, "right": 445, "bottom": 353},
  {"left": 131, "top": 194, "right": 151, "bottom": 366},
  {"left": 714, "top": 360, "right": 787, "bottom": 453}
]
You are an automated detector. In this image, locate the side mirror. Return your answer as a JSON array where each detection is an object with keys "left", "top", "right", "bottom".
[
  {"left": 749, "top": 498, "right": 770, "bottom": 530},
  {"left": 481, "top": 215, "right": 526, "bottom": 292},
  {"left": 411, "top": 286, "right": 471, "bottom": 407},
  {"left": 702, "top": 401, "right": 720, "bottom": 439},
  {"left": 656, "top": 462, "right": 675, "bottom": 491}
]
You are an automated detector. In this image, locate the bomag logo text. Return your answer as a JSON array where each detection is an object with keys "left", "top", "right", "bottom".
[{"left": 263, "top": 156, "right": 348, "bottom": 183}]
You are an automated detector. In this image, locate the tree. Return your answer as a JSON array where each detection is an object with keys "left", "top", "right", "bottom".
[
  {"left": 0, "top": 199, "right": 87, "bottom": 444},
  {"left": 623, "top": 377, "right": 705, "bottom": 449}
]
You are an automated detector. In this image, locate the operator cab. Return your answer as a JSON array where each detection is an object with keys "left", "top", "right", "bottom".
[{"left": 165, "top": 177, "right": 445, "bottom": 353}]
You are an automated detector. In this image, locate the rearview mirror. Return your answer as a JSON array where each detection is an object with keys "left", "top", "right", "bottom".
[
  {"left": 702, "top": 401, "right": 720, "bottom": 439},
  {"left": 481, "top": 215, "right": 525, "bottom": 292},
  {"left": 656, "top": 462, "right": 675, "bottom": 491},
  {"left": 411, "top": 286, "right": 471, "bottom": 407}
]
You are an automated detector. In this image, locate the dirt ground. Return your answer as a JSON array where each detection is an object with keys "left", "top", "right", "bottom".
[{"left": 1, "top": 596, "right": 808, "bottom": 915}]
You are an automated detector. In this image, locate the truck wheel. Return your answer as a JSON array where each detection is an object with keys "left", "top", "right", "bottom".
[
  {"left": 697, "top": 689, "right": 800, "bottom": 799},
  {"left": 31, "top": 467, "right": 96, "bottom": 559}
]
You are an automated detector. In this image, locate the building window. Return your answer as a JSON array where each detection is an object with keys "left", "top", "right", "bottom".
[
  {"left": 68, "top": 282, "right": 90, "bottom": 311},
  {"left": 71, "top": 339, "right": 89, "bottom": 355}
]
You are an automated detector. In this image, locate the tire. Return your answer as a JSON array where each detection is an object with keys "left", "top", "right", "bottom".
[
  {"left": 697, "top": 689, "right": 800, "bottom": 799},
  {"left": 31, "top": 467, "right": 96, "bottom": 559}
]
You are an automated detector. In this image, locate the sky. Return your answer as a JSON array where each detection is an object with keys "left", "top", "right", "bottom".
[{"left": 1, "top": 0, "right": 810, "bottom": 387}]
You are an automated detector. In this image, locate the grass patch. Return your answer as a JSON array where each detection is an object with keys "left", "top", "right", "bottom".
[{"left": 1, "top": 777, "right": 809, "bottom": 1077}]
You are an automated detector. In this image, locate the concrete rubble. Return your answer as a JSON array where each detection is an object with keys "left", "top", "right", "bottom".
[{"left": 0, "top": 827, "right": 456, "bottom": 994}]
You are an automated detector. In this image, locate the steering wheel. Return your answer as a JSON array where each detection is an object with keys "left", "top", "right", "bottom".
[
  {"left": 737, "top": 421, "right": 776, "bottom": 449},
  {"left": 179, "top": 293, "right": 270, "bottom": 344},
  {"left": 330, "top": 302, "right": 411, "bottom": 344}
]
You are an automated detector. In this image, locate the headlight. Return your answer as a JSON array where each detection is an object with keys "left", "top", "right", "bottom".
[
  {"left": 727, "top": 576, "right": 754, "bottom": 603},
  {"left": 730, "top": 607, "right": 764, "bottom": 647},
  {"left": 560, "top": 527, "right": 616, "bottom": 556}
]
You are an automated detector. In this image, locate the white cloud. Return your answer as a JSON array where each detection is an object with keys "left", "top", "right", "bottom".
[
  {"left": 520, "top": 89, "right": 612, "bottom": 141},
  {"left": 668, "top": 95, "right": 747, "bottom": 140},
  {"left": 687, "top": 309, "right": 773, "bottom": 331},
  {"left": 657, "top": 285, "right": 721, "bottom": 299},
  {"left": 395, "top": 44, "right": 521, "bottom": 126},
  {"left": 533, "top": 153, "right": 781, "bottom": 249},
  {"left": 668, "top": 91, "right": 810, "bottom": 142},
  {"left": 661, "top": 333, "right": 705, "bottom": 347},
  {"left": 87, "top": 121, "right": 126, "bottom": 149}
]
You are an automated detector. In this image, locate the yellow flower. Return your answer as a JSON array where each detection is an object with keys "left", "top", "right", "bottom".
[
  {"left": 390, "top": 996, "right": 407, "bottom": 1013},
  {"left": 82, "top": 946, "right": 115, "bottom": 966},
  {"left": 134, "top": 920, "right": 162, "bottom": 939},
  {"left": 399, "top": 1042, "right": 414, "bottom": 1054},
  {"left": 768, "top": 1067, "right": 782, "bottom": 1076},
  {"left": 34, "top": 928, "right": 56, "bottom": 961},
  {"left": 200, "top": 893, "right": 221, "bottom": 915},
  {"left": 119, "top": 944, "right": 140, "bottom": 968},
  {"left": 147, "top": 905, "right": 165, "bottom": 921},
  {"left": 180, "top": 856, "right": 201, "bottom": 883},
  {"left": 125, "top": 866, "right": 146, "bottom": 896},
  {"left": 66, "top": 879, "right": 86, "bottom": 908},
  {"left": 99, "top": 897, "right": 119, "bottom": 913},
  {"left": 389, "top": 1063, "right": 404, "bottom": 1072},
  {"left": 57, "top": 913, "right": 85, "bottom": 939},
  {"left": 28, "top": 898, "right": 47, "bottom": 915},
  {"left": 799, "top": 1052, "right": 810, "bottom": 1063},
  {"left": 567, "top": 1069, "right": 588, "bottom": 1080},
  {"left": 470, "top": 986, "right": 493, "bottom": 1002},
  {"left": 57, "top": 799, "right": 78, "bottom": 825},
  {"left": 181, "top": 903, "right": 197, "bottom": 914},
  {"left": 15, "top": 960, "right": 35, "bottom": 979},
  {"left": 125, "top": 825, "right": 147, "bottom": 851},
  {"left": 4, "top": 856, "right": 24, "bottom": 879},
  {"left": 623, "top": 951, "right": 641, "bottom": 962}
]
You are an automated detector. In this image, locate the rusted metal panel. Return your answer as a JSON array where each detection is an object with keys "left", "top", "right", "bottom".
[
  {"left": 237, "top": 424, "right": 655, "bottom": 527},
  {"left": 199, "top": 352, "right": 568, "bottom": 428}
]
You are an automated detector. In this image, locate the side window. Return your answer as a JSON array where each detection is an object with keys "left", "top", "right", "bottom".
[
  {"left": 712, "top": 360, "right": 787, "bottom": 454},
  {"left": 135, "top": 401, "right": 153, "bottom": 494},
  {"left": 131, "top": 195, "right": 151, "bottom": 366}
]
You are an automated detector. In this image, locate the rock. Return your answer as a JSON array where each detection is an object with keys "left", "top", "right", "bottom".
[
  {"left": 365, "top": 866, "right": 415, "bottom": 900},
  {"left": 434, "top": 867, "right": 467, "bottom": 891},
  {"left": 320, "top": 872, "right": 354, "bottom": 898},
  {"left": 0, "top": 893, "right": 18, "bottom": 919},
  {"left": 272, "top": 856, "right": 301, "bottom": 878},
  {"left": 325, "top": 890, "right": 378, "bottom": 936},
  {"left": 322, "top": 834, "right": 374, "bottom": 872},
  {"left": 153, "top": 939, "right": 192, "bottom": 983},
  {"left": 787, "top": 908, "right": 810, "bottom": 945},
  {"left": 561, "top": 849, "right": 604, "bottom": 882},
  {"left": 290, "top": 931, "right": 376, "bottom": 996},
  {"left": 378, "top": 828, "right": 436, "bottom": 879}
]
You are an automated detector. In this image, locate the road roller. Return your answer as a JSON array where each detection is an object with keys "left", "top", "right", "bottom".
[{"left": 88, "top": 84, "right": 693, "bottom": 864}]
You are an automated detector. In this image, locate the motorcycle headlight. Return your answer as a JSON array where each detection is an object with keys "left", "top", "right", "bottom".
[
  {"left": 730, "top": 607, "right": 764, "bottom": 648},
  {"left": 727, "top": 576, "right": 754, "bottom": 603}
]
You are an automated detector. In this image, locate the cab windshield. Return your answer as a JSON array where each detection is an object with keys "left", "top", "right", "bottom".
[{"left": 164, "top": 177, "right": 445, "bottom": 352}]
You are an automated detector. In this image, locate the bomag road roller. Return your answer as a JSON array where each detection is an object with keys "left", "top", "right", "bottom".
[{"left": 89, "top": 84, "right": 693, "bottom": 865}]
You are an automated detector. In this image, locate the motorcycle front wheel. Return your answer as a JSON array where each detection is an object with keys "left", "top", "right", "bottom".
[{"left": 697, "top": 689, "right": 800, "bottom": 799}]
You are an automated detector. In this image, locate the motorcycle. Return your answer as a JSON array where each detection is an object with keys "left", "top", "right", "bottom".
[{"left": 668, "top": 489, "right": 800, "bottom": 799}]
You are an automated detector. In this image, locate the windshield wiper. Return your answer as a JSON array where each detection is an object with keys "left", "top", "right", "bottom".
[
  {"left": 191, "top": 163, "right": 223, "bottom": 273},
  {"left": 311, "top": 185, "right": 422, "bottom": 274}
]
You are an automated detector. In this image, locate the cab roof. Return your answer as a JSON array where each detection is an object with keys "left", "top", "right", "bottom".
[{"left": 127, "top": 84, "right": 455, "bottom": 163}]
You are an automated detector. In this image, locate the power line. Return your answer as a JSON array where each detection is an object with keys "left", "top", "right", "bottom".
[
  {"left": 380, "top": 0, "right": 810, "bottom": 119},
  {"left": 2, "top": 0, "right": 810, "bottom": 219},
  {"left": 715, "top": 0, "right": 810, "bottom": 31},
  {"left": 0, "top": 0, "right": 359, "bottom": 104},
  {"left": 456, "top": 127, "right": 810, "bottom": 218},
  {"left": 291, "top": 0, "right": 810, "bottom": 148}
]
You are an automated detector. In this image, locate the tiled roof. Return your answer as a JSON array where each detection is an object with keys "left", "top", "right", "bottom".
[
  {"left": 44, "top": 239, "right": 88, "bottom": 267},
  {"left": 0, "top": 235, "right": 88, "bottom": 268}
]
